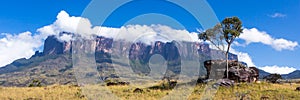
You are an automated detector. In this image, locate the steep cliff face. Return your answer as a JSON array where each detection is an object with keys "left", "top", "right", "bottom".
[
  {"left": 33, "top": 33, "right": 238, "bottom": 66},
  {"left": 43, "top": 36, "right": 64, "bottom": 55},
  {"left": 41, "top": 34, "right": 238, "bottom": 63},
  {"left": 43, "top": 35, "right": 71, "bottom": 55}
]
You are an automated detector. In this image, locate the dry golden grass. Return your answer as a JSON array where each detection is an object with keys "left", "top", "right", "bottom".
[
  {"left": 0, "top": 84, "right": 85, "bottom": 100},
  {"left": 1, "top": 82, "right": 300, "bottom": 100},
  {"left": 212, "top": 82, "right": 300, "bottom": 100}
]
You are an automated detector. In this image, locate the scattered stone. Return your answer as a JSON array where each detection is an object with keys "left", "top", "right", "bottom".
[
  {"left": 106, "top": 81, "right": 130, "bottom": 86},
  {"left": 296, "top": 87, "right": 300, "bottom": 91},
  {"left": 133, "top": 88, "right": 144, "bottom": 93},
  {"left": 214, "top": 79, "right": 234, "bottom": 87},
  {"left": 260, "top": 96, "right": 269, "bottom": 100},
  {"left": 106, "top": 82, "right": 118, "bottom": 86},
  {"left": 168, "top": 81, "right": 177, "bottom": 88},
  {"left": 24, "top": 98, "right": 42, "bottom": 100}
]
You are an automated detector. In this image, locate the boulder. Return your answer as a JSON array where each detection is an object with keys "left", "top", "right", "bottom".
[
  {"left": 133, "top": 88, "right": 144, "bottom": 93},
  {"left": 204, "top": 60, "right": 259, "bottom": 83},
  {"left": 213, "top": 79, "right": 235, "bottom": 87},
  {"left": 296, "top": 87, "right": 300, "bottom": 91}
]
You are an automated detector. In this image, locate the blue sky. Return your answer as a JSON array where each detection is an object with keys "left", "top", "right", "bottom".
[{"left": 0, "top": 0, "right": 299, "bottom": 74}]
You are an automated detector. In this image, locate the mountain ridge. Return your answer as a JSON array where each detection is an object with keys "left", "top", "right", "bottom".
[{"left": 1, "top": 33, "right": 298, "bottom": 86}]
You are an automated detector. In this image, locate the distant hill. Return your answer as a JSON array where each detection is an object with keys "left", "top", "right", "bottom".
[
  {"left": 258, "top": 69, "right": 271, "bottom": 79},
  {"left": 0, "top": 54, "right": 75, "bottom": 87},
  {"left": 258, "top": 68, "right": 300, "bottom": 79},
  {"left": 282, "top": 70, "right": 300, "bottom": 79}
]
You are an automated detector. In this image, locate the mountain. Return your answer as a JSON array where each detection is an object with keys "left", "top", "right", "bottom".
[
  {"left": 0, "top": 33, "right": 239, "bottom": 87},
  {"left": 258, "top": 68, "right": 300, "bottom": 79},
  {"left": 282, "top": 70, "right": 300, "bottom": 79},
  {"left": 258, "top": 69, "right": 271, "bottom": 79}
]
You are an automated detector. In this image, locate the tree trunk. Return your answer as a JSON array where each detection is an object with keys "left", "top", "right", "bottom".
[
  {"left": 226, "top": 52, "right": 229, "bottom": 79},
  {"left": 226, "top": 44, "right": 231, "bottom": 79}
]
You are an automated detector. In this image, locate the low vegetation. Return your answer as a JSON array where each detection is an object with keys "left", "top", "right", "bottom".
[{"left": 1, "top": 82, "right": 300, "bottom": 100}]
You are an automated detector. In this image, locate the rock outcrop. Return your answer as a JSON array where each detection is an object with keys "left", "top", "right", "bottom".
[{"left": 203, "top": 60, "right": 259, "bottom": 83}]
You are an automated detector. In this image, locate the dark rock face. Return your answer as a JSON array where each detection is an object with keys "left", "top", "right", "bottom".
[
  {"left": 129, "top": 41, "right": 181, "bottom": 76},
  {"left": 95, "top": 36, "right": 113, "bottom": 53},
  {"left": 203, "top": 60, "right": 240, "bottom": 80},
  {"left": 43, "top": 36, "right": 64, "bottom": 55},
  {"left": 95, "top": 36, "right": 113, "bottom": 63},
  {"left": 43, "top": 35, "right": 71, "bottom": 55},
  {"left": 42, "top": 35, "right": 239, "bottom": 70},
  {"left": 42, "top": 34, "right": 239, "bottom": 65}
]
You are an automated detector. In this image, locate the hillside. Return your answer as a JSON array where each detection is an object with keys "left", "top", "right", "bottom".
[
  {"left": 282, "top": 70, "right": 300, "bottom": 79},
  {"left": 258, "top": 69, "right": 300, "bottom": 79},
  {"left": 258, "top": 69, "right": 271, "bottom": 79},
  {"left": 0, "top": 54, "right": 76, "bottom": 86}
]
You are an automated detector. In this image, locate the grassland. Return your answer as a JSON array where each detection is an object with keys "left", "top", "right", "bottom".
[{"left": 1, "top": 82, "right": 300, "bottom": 100}]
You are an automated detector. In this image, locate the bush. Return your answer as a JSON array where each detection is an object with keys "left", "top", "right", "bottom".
[
  {"left": 28, "top": 79, "right": 42, "bottom": 87},
  {"left": 263, "top": 74, "right": 282, "bottom": 83}
]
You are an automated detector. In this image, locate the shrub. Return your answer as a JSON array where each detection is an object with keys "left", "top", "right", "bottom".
[
  {"left": 28, "top": 79, "right": 42, "bottom": 87},
  {"left": 263, "top": 74, "right": 282, "bottom": 83}
]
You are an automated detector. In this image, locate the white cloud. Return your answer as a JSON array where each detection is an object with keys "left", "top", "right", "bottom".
[
  {"left": 230, "top": 47, "right": 297, "bottom": 75},
  {"left": 114, "top": 25, "right": 200, "bottom": 44},
  {"left": 259, "top": 65, "right": 296, "bottom": 74},
  {"left": 59, "top": 34, "right": 73, "bottom": 42},
  {"left": 269, "top": 13, "right": 286, "bottom": 18},
  {"left": 1, "top": 10, "right": 297, "bottom": 69},
  {"left": 239, "top": 28, "right": 298, "bottom": 51},
  {"left": 0, "top": 32, "right": 44, "bottom": 67},
  {"left": 37, "top": 10, "right": 94, "bottom": 39},
  {"left": 230, "top": 48, "right": 255, "bottom": 67},
  {"left": 37, "top": 11, "right": 200, "bottom": 44}
]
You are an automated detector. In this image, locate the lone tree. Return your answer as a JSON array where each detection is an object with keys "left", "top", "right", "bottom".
[{"left": 199, "top": 17, "right": 243, "bottom": 79}]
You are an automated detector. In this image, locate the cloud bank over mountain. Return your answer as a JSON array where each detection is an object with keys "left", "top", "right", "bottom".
[
  {"left": 37, "top": 11, "right": 201, "bottom": 43},
  {"left": 0, "top": 10, "right": 298, "bottom": 74},
  {"left": 0, "top": 11, "right": 199, "bottom": 67}
]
